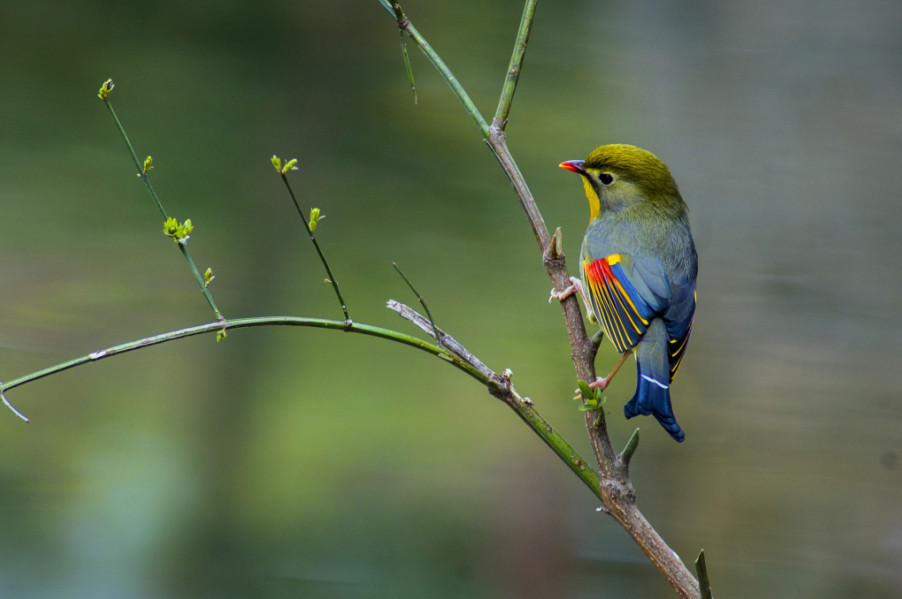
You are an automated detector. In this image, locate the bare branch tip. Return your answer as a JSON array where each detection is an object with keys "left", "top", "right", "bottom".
[
  {"left": 621, "top": 428, "right": 640, "bottom": 465},
  {"left": 1, "top": 386, "right": 30, "bottom": 423},
  {"left": 695, "top": 549, "right": 713, "bottom": 599}
]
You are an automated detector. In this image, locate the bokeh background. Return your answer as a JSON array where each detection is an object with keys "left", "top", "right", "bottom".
[{"left": 2, "top": 0, "right": 901, "bottom": 597}]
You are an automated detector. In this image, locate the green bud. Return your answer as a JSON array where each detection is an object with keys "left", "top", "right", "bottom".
[
  {"left": 204, "top": 267, "right": 215, "bottom": 287},
  {"left": 281, "top": 158, "right": 298, "bottom": 174},
  {"left": 163, "top": 217, "right": 179, "bottom": 238},
  {"left": 308, "top": 207, "right": 323, "bottom": 233},
  {"left": 177, "top": 219, "right": 194, "bottom": 244},
  {"left": 216, "top": 328, "right": 227, "bottom": 342},
  {"left": 271, "top": 155, "right": 282, "bottom": 173},
  {"left": 164, "top": 217, "right": 194, "bottom": 244},
  {"left": 143, "top": 155, "right": 153, "bottom": 175},
  {"left": 575, "top": 379, "right": 604, "bottom": 410},
  {"left": 98, "top": 78, "right": 115, "bottom": 100}
]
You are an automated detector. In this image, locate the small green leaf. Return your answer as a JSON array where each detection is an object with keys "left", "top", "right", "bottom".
[
  {"left": 578, "top": 399, "right": 599, "bottom": 412},
  {"left": 576, "top": 379, "right": 606, "bottom": 411},
  {"left": 577, "top": 379, "right": 595, "bottom": 399}
]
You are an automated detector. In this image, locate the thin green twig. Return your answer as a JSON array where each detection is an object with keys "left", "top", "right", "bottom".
[
  {"left": 100, "top": 97, "right": 166, "bottom": 219},
  {"left": 392, "top": 3, "right": 417, "bottom": 103},
  {"left": 99, "top": 82, "right": 224, "bottom": 320},
  {"left": 392, "top": 262, "right": 439, "bottom": 341},
  {"left": 399, "top": 32, "right": 417, "bottom": 103},
  {"left": 278, "top": 172, "right": 351, "bottom": 323},
  {"left": 1, "top": 387, "right": 28, "bottom": 422},
  {"left": 493, "top": 0, "right": 539, "bottom": 128},
  {"left": 379, "top": 1, "right": 490, "bottom": 139}
]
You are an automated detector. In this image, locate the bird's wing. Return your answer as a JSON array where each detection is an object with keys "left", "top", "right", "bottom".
[
  {"left": 583, "top": 252, "right": 696, "bottom": 381},
  {"left": 663, "top": 271, "right": 696, "bottom": 381},
  {"left": 583, "top": 253, "right": 669, "bottom": 354}
]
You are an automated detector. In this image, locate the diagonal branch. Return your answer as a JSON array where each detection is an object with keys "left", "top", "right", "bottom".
[
  {"left": 377, "top": 2, "right": 704, "bottom": 597},
  {"left": 387, "top": 300, "right": 495, "bottom": 381},
  {"left": 388, "top": 300, "right": 605, "bottom": 497}
]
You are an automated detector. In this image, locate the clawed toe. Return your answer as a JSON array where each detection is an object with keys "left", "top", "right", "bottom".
[
  {"left": 549, "top": 276, "right": 584, "bottom": 303},
  {"left": 588, "top": 376, "right": 609, "bottom": 391},
  {"left": 549, "top": 284, "right": 576, "bottom": 303}
]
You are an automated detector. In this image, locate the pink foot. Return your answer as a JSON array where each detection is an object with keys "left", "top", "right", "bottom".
[
  {"left": 588, "top": 376, "right": 610, "bottom": 391},
  {"left": 548, "top": 276, "right": 584, "bottom": 303}
]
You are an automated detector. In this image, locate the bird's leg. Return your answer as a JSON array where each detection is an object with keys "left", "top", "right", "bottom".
[{"left": 589, "top": 350, "right": 632, "bottom": 391}]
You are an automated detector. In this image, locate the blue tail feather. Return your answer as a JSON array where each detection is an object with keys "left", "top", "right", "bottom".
[
  {"left": 623, "top": 375, "right": 684, "bottom": 442},
  {"left": 624, "top": 326, "right": 685, "bottom": 442}
]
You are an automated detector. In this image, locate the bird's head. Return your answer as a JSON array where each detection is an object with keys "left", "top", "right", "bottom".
[{"left": 560, "top": 144, "right": 682, "bottom": 221}]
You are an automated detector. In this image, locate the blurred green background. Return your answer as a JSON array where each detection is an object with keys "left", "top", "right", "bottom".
[{"left": 2, "top": 0, "right": 901, "bottom": 597}]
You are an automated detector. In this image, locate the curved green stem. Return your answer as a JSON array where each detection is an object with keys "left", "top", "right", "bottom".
[
  {"left": 1, "top": 311, "right": 602, "bottom": 500},
  {"left": 0, "top": 316, "right": 469, "bottom": 393}
]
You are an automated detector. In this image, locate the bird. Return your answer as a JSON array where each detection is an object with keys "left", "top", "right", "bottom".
[{"left": 557, "top": 144, "right": 697, "bottom": 442}]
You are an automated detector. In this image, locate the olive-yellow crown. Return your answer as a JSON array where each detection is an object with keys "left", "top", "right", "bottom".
[
  {"left": 561, "top": 144, "right": 684, "bottom": 221},
  {"left": 583, "top": 144, "right": 680, "bottom": 204}
]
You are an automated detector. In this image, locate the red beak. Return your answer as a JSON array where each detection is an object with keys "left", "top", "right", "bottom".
[{"left": 559, "top": 160, "right": 586, "bottom": 175}]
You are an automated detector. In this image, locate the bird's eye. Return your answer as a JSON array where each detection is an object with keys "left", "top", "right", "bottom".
[{"left": 599, "top": 173, "right": 614, "bottom": 185}]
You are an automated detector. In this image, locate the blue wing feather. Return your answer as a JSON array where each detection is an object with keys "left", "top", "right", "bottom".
[{"left": 582, "top": 253, "right": 696, "bottom": 383}]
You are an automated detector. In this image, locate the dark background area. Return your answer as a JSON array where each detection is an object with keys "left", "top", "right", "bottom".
[{"left": 2, "top": 1, "right": 901, "bottom": 597}]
